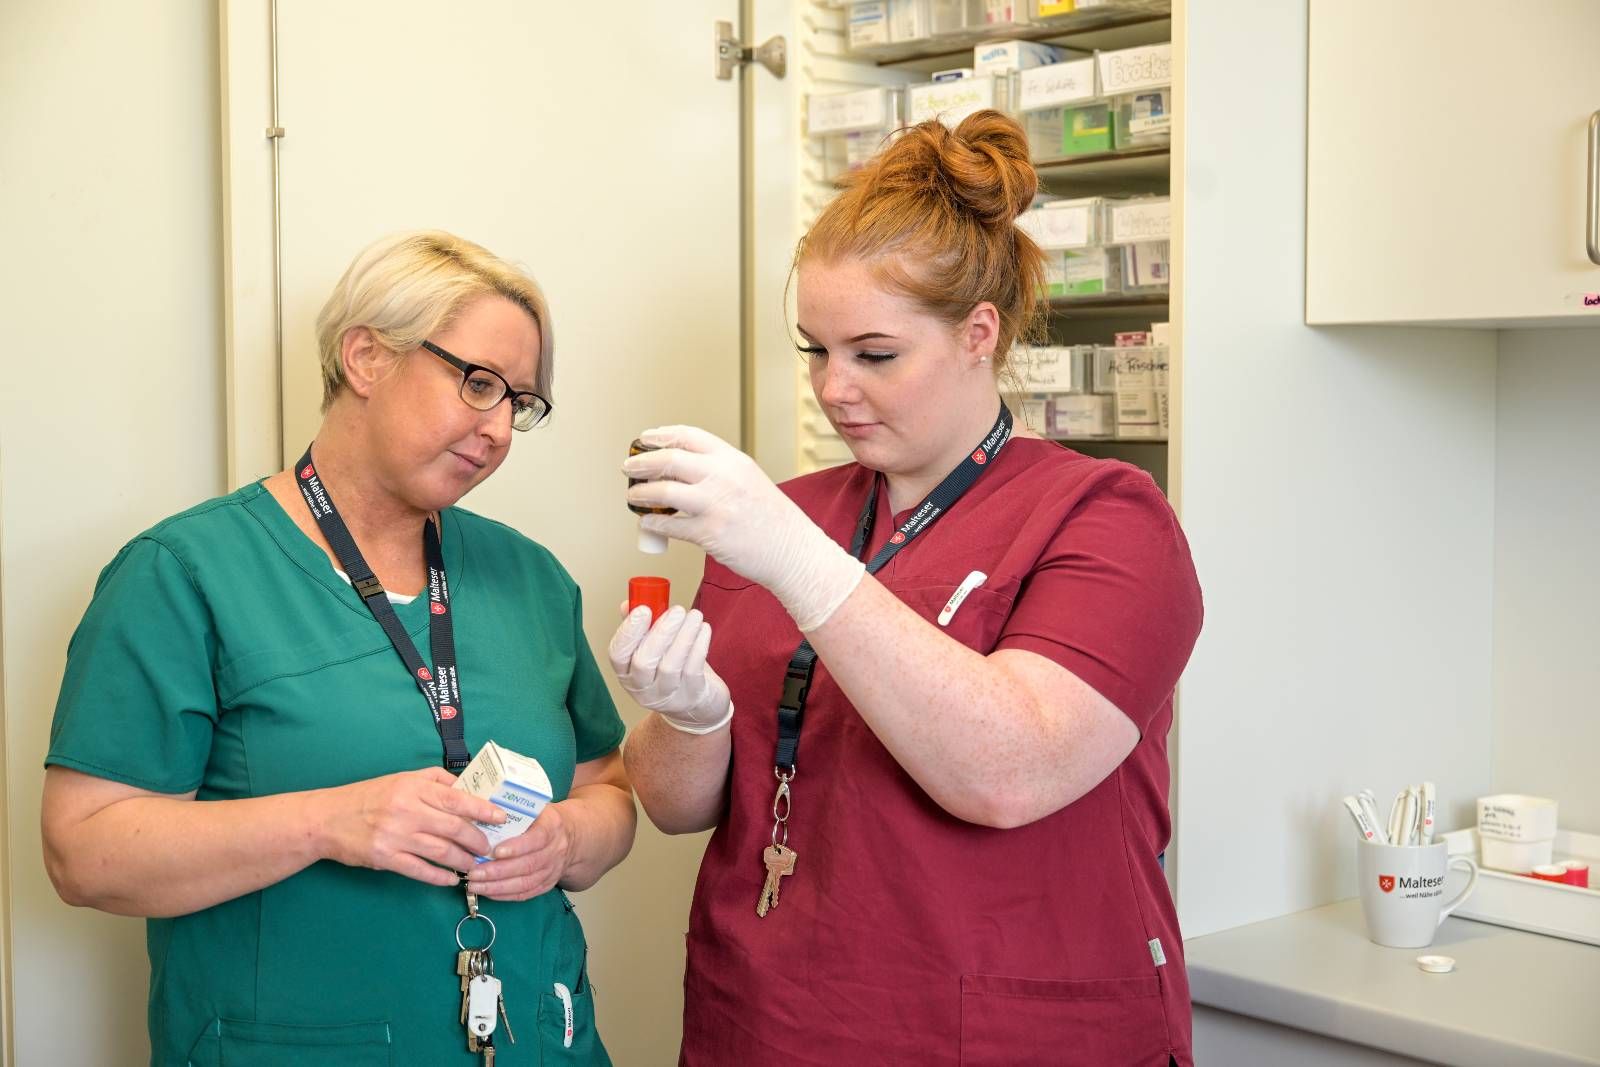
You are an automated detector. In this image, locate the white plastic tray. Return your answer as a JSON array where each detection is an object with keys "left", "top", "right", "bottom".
[{"left": 1441, "top": 827, "right": 1600, "bottom": 946}]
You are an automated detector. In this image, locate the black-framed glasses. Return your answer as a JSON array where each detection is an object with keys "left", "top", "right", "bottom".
[{"left": 420, "top": 340, "right": 551, "bottom": 430}]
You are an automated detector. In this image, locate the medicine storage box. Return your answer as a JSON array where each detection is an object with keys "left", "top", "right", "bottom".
[
  {"left": 1097, "top": 42, "right": 1172, "bottom": 149},
  {"left": 805, "top": 87, "right": 906, "bottom": 180}
]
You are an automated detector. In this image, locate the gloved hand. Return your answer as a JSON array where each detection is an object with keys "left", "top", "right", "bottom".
[
  {"left": 607, "top": 605, "right": 733, "bottom": 734},
  {"left": 623, "top": 426, "right": 865, "bottom": 631}
]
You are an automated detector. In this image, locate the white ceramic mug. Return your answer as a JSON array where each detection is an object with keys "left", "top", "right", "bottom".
[{"left": 1357, "top": 840, "right": 1478, "bottom": 948}]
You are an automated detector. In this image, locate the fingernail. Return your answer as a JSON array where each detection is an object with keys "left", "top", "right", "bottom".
[
  {"left": 493, "top": 846, "right": 509, "bottom": 859},
  {"left": 468, "top": 867, "right": 485, "bottom": 880}
]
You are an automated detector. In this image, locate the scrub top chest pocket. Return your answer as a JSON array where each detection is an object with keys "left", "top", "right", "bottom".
[{"left": 883, "top": 575, "right": 1018, "bottom": 655}]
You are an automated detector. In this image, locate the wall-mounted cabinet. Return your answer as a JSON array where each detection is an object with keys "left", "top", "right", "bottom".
[{"left": 1306, "top": 1, "right": 1600, "bottom": 327}]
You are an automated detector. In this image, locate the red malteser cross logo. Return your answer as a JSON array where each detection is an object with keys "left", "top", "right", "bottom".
[
  {"left": 972, "top": 450, "right": 987, "bottom": 465},
  {"left": 416, "top": 667, "right": 432, "bottom": 682},
  {"left": 890, "top": 532, "right": 906, "bottom": 545},
  {"left": 1379, "top": 875, "right": 1396, "bottom": 893},
  {"left": 300, "top": 464, "right": 314, "bottom": 480},
  {"left": 438, "top": 705, "right": 458, "bottom": 720},
  {"left": 430, "top": 602, "right": 447, "bottom": 615}
]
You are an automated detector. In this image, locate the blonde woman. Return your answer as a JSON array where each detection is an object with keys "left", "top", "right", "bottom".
[{"left": 42, "top": 231, "right": 631, "bottom": 1065}]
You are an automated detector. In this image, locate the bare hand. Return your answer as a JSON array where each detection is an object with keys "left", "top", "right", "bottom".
[
  {"left": 466, "top": 801, "right": 574, "bottom": 901},
  {"left": 319, "top": 767, "right": 506, "bottom": 887}
]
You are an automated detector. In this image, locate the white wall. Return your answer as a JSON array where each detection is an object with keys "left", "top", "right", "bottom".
[
  {"left": 1175, "top": 0, "right": 1498, "bottom": 937},
  {"left": 1493, "top": 328, "right": 1600, "bottom": 834},
  {"left": 0, "top": 2, "right": 226, "bottom": 1063}
]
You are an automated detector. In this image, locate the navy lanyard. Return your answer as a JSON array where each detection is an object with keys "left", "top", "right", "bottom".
[
  {"left": 772, "top": 403, "right": 1013, "bottom": 775},
  {"left": 294, "top": 447, "right": 471, "bottom": 772}
]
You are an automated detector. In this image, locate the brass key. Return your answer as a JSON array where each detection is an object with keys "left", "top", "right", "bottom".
[
  {"left": 756, "top": 843, "right": 797, "bottom": 917},
  {"left": 457, "top": 949, "right": 477, "bottom": 1024}
]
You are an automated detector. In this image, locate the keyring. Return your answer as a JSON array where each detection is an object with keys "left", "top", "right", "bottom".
[{"left": 455, "top": 911, "right": 497, "bottom": 953}]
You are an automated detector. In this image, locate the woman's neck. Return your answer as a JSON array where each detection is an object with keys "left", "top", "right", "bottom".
[
  {"left": 883, "top": 395, "right": 1006, "bottom": 514},
  {"left": 270, "top": 414, "right": 432, "bottom": 594}
]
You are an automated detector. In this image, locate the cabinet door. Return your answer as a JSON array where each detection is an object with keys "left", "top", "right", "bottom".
[{"left": 1306, "top": 1, "right": 1600, "bottom": 325}]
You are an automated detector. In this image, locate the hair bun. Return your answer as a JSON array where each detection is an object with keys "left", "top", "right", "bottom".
[{"left": 942, "top": 110, "right": 1039, "bottom": 226}]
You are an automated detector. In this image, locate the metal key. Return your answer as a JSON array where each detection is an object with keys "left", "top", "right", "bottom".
[
  {"left": 457, "top": 949, "right": 478, "bottom": 1024},
  {"left": 756, "top": 843, "right": 797, "bottom": 917},
  {"left": 497, "top": 988, "right": 516, "bottom": 1045},
  {"left": 481, "top": 1037, "right": 496, "bottom": 1067}
]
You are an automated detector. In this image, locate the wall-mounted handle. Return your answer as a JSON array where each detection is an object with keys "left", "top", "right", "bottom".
[{"left": 1588, "top": 110, "right": 1600, "bottom": 265}]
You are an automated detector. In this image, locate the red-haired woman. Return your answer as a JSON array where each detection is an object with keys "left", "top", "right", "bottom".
[{"left": 610, "top": 112, "right": 1202, "bottom": 1066}]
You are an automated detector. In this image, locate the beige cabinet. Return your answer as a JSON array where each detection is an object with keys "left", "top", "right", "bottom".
[{"left": 1307, "top": 1, "right": 1600, "bottom": 326}]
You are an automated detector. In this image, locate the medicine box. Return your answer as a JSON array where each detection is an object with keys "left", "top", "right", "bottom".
[
  {"left": 807, "top": 87, "right": 905, "bottom": 179},
  {"left": 848, "top": 1, "right": 889, "bottom": 48},
  {"left": 1120, "top": 240, "right": 1170, "bottom": 292},
  {"left": 1113, "top": 87, "right": 1172, "bottom": 149},
  {"left": 931, "top": 0, "right": 983, "bottom": 35},
  {"left": 1045, "top": 246, "right": 1122, "bottom": 298},
  {"left": 891, "top": 0, "right": 932, "bottom": 42},
  {"left": 1102, "top": 345, "right": 1168, "bottom": 438},
  {"left": 1103, "top": 196, "right": 1171, "bottom": 245},
  {"left": 972, "top": 40, "right": 1066, "bottom": 76},
  {"left": 1061, "top": 101, "right": 1112, "bottom": 155},
  {"left": 1049, "top": 394, "right": 1113, "bottom": 437},
  {"left": 454, "top": 740, "right": 553, "bottom": 862}
]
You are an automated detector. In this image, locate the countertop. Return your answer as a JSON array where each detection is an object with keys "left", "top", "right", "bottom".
[{"left": 1184, "top": 898, "right": 1600, "bottom": 1066}]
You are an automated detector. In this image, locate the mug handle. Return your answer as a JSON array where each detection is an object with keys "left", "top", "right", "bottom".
[{"left": 1437, "top": 856, "right": 1479, "bottom": 926}]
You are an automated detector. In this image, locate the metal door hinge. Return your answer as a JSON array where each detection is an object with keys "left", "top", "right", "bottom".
[{"left": 715, "top": 20, "right": 785, "bottom": 81}]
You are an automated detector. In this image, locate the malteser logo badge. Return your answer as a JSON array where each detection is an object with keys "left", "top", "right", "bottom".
[
  {"left": 971, "top": 449, "right": 987, "bottom": 465},
  {"left": 430, "top": 602, "right": 447, "bottom": 615},
  {"left": 300, "top": 464, "right": 315, "bottom": 480},
  {"left": 438, "top": 705, "right": 458, "bottom": 720},
  {"left": 1379, "top": 875, "right": 1396, "bottom": 894},
  {"left": 416, "top": 667, "right": 432, "bottom": 682},
  {"left": 890, "top": 532, "right": 906, "bottom": 545}
]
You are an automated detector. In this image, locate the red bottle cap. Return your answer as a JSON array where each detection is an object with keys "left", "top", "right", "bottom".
[
  {"left": 1560, "top": 861, "right": 1589, "bottom": 888},
  {"left": 628, "top": 576, "right": 670, "bottom": 622},
  {"left": 1530, "top": 864, "right": 1568, "bottom": 883}
]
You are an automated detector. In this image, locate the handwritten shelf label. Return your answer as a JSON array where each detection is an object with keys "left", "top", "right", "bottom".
[
  {"left": 1108, "top": 199, "right": 1171, "bottom": 243},
  {"left": 1097, "top": 43, "right": 1173, "bottom": 96},
  {"left": 1018, "top": 58, "right": 1098, "bottom": 111},
  {"left": 808, "top": 88, "right": 891, "bottom": 136},
  {"left": 909, "top": 77, "right": 995, "bottom": 127}
]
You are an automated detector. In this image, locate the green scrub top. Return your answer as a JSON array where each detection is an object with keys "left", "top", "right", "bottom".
[{"left": 46, "top": 482, "right": 625, "bottom": 1067}]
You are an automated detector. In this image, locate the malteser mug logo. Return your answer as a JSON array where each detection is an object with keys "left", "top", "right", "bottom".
[
  {"left": 416, "top": 667, "right": 432, "bottom": 682},
  {"left": 1379, "top": 874, "right": 1395, "bottom": 893},
  {"left": 430, "top": 602, "right": 447, "bottom": 615},
  {"left": 890, "top": 532, "right": 907, "bottom": 545},
  {"left": 971, "top": 449, "right": 987, "bottom": 465},
  {"left": 438, "top": 705, "right": 458, "bottom": 720},
  {"left": 300, "top": 464, "right": 315, "bottom": 480}
]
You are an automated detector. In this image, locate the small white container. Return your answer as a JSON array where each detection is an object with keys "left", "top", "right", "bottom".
[{"left": 1477, "top": 794, "right": 1559, "bottom": 842}]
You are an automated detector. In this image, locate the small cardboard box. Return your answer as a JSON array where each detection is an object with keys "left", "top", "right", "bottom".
[{"left": 454, "top": 741, "right": 553, "bottom": 862}]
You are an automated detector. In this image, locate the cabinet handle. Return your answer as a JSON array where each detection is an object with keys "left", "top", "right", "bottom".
[{"left": 1589, "top": 110, "right": 1600, "bottom": 266}]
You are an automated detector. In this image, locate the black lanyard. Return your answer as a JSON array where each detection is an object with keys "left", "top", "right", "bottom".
[
  {"left": 294, "top": 446, "right": 471, "bottom": 772},
  {"left": 772, "top": 403, "right": 1013, "bottom": 775}
]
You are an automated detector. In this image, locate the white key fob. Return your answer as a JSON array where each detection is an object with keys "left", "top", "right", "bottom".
[{"left": 468, "top": 973, "right": 501, "bottom": 1039}]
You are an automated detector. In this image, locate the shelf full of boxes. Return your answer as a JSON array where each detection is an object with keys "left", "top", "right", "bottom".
[{"left": 801, "top": 0, "right": 1173, "bottom": 485}]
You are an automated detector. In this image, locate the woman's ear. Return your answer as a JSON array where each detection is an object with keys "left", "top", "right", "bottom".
[
  {"left": 339, "top": 327, "right": 398, "bottom": 399},
  {"left": 963, "top": 301, "right": 1001, "bottom": 368}
]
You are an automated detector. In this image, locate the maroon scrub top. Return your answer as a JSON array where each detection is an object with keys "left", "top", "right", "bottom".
[{"left": 681, "top": 437, "right": 1203, "bottom": 1066}]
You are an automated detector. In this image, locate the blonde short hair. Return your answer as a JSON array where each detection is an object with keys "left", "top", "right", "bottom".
[{"left": 315, "top": 230, "right": 554, "bottom": 411}]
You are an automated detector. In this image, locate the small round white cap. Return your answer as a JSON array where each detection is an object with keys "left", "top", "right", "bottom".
[
  {"left": 1415, "top": 955, "right": 1455, "bottom": 974},
  {"left": 638, "top": 522, "right": 668, "bottom": 554}
]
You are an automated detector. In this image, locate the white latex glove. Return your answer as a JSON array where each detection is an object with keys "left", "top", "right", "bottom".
[
  {"left": 607, "top": 605, "right": 733, "bottom": 735},
  {"left": 623, "top": 426, "right": 865, "bottom": 631}
]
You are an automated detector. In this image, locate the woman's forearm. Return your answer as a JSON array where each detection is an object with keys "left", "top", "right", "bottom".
[
  {"left": 804, "top": 576, "right": 1132, "bottom": 828},
  {"left": 554, "top": 782, "right": 638, "bottom": 891},
  {"left": 44, "top": 782, "right": 331, "bottom": 918},
  {"left": 622, "top": 713, "right": 731, "bottom": 835}
]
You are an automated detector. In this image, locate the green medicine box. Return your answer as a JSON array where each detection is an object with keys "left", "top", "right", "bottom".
[{"left": 1061, "top": 102, "right": 1112, "bottom": 155}]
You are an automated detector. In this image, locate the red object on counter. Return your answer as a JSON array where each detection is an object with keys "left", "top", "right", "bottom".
[
  {"left": 1530, "top": 864, "right": 1568, "bottom": 883},
  {"left": 1561, "top": 861, "right": 1590, "bottom": 888},
  {"left": 629, "top": 576, "right": 671, "bottom": 622}
]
